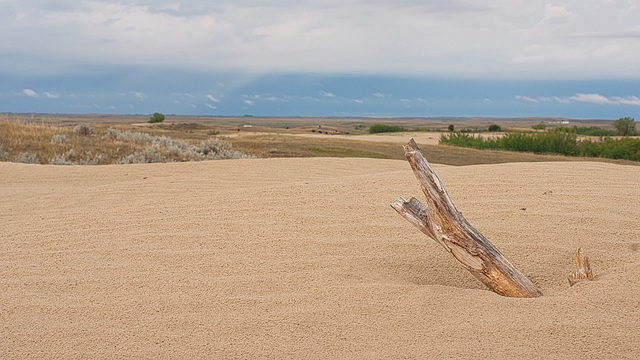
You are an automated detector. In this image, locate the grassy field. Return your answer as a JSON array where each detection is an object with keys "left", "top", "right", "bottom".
[
  {"left": 1, "top": 114, "right": 636, "bottom": 166},
  {"left": 0, "top": 120, "right": 247, "bottom": 165}
]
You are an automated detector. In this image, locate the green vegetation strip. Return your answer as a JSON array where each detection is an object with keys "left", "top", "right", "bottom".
[
  {"left": 369, "top": 124, "right": 408, "bottom": 134},
  {"left": 440, "top": 129, "right": 640, "bottom": 161},
  {"left": 557, "top": 126, "right": 616, "bottom": 136}
]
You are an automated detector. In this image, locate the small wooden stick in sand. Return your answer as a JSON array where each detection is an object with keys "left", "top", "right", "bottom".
[{"left": 568, "top": 247, "right": 593, "bottom": 286}]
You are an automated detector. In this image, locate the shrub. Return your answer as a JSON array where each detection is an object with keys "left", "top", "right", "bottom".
[
  {"left": 488, "top": 124, "right": 501, "bottom": 132},
  {"left": 557, "top": 126, "right": 615, "bottom": 136},
  {"left": 532, "top": 123, "right": 546, "bottom": 130},
  {"left": 49, "top": 149, "right": 104, "bottom": 165},
  {"left": 555, "top": 126, "right": 576, "bottom": 134},
  {"left": 0, "top": 144, "right": 8, "bottom": 160},
  {"left": 369, "top": 124, "right": 408, "bottom": 134},
  {"left": 15, "top": 152, "right": 40, "bottom": 164},
  {"left": 106, "top": 127, "right": 153, "bottom": 143},
  {"left": 73, "top": 124, "right": 94, "bottom": 136},
  {"left": 502, "top": 130, "right": 578, "bottom": 155},
  {"left": 439, "top": 133, "right": 498, "bottom": 150},
  {"left": 49, "top": 154, "right": 74, "bottom": 165},
  {"left": 149, "top": 112, "right": 165, "bottom": 123},
  {"left": 509, "top": 130, "right": 578, "bottom": 155},
  {"left": 51, "top": 134, "right": 69, "bottom": 144},
  {"left": 151, "top": 136, "right": 189, "bottom": 151},
  {"left": 105, "top": 128, "right": 248, "bottom": 163},
  {"left": 196, "top": 138, "right": 246, "bottom": 159},
  {"left": 76, "top": 151, "right": 104, "bottom": 165},
  {"left": 116, "top": 148, "right": 169, "bottom": 164},
  {"left": 577, "top": 127, "right": 615, "bottom": 136},
  {"left": 448, "top": 124, "right": 455, "bottom": 132},
  {"left": 441, "top": 129, "right": 579, "bottom": 155},
  {"left": 583, "top": 137, "right": 640, "bottom": 161},
  {"left": 577, "top": 139, "right": 601, "bottom": 158}
]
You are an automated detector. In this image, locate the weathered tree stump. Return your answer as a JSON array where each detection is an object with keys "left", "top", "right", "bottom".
[
  {"left": 568, "top": 247, "right": 593, "bottom": 286},
  {"left": 391, "top": 139, "right": 543, "bottom": 298}
]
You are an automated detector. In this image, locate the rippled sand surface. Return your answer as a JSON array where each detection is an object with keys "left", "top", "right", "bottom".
[{"left": 2, "top": 158, "right": 639, "bottom": 358}]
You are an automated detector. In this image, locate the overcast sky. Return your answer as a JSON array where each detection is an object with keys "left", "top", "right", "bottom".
[{"left": 2, "top": 0, "right": 640, "bottom": 118}]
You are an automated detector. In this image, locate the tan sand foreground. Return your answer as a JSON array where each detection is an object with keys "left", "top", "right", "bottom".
[{"left": 1, "top": 157, "right": 639, "bottom": 358}]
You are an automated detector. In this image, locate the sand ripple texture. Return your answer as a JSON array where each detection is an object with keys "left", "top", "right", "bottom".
[{"left": 1, "top": 158, "right": 639, "bottom": 358}]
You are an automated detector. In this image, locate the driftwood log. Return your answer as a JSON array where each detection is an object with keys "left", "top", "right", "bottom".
[{"left": 391, "top": 139, "right": 543, "bottom": 298}]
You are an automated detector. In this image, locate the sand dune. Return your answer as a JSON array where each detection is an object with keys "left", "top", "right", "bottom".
[{"left": 1, "top": 157, "right": 639, "bottom": 358}]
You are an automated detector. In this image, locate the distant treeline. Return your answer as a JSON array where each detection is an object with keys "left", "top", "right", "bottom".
[{"left": 440, "top": 129, "right": 640, "bottom": 161}]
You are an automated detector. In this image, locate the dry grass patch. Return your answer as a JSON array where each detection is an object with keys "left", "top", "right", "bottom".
[
  {"left": 226, "top": 134, "right": 405, "bottom": 159},
  {"left": 1, "top": 120, "right": 73, "bottom": 164},
  {"left": 0, "top": 119, "right": 247, "bottom": 164}
]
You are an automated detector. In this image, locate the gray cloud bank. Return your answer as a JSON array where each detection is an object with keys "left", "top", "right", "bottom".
[{"left": 2, "top": 0, "right": 640, "bottom": 78}]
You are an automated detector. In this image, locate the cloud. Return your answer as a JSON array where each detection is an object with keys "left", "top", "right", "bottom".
[
  {"left": 538, "top": 96, "right": 572, "bottom": 104},
  {"left": 130, "top": 91, "right": 146, "bottom": 100},
  {"left": 244, "top": 100, "right": 254, "bottom": 106},
  {"left": 206, "top": 94, "right": 220, "bottom": 102},
  {"left": 320, "top": 91, "right": 335, "bottom": 98},
  {"left": 569, "top": 93, "right": 612, "bottom": 104},
  {"left": 516, "top": 93, "right": 640, "bottom": 106},
  {"left": 353, "top": 99, "right": 363, "bottom": 104},
  {"left": 612, "top": 96, "right": 640, "bottom": 106},
  {"left": 22, "top": 89, "right": 38, "bottom": 97},
  {"left": 542, "top": 4, "right": 573, "bottom": 21},
  {"left": 515, "top": 95, "right": 539, "bottom": 103},
  {"left": 204, "top": 103, "right": 217, "bottom": 109},
  {"left": 43, "top": 92, "right": 59, "bottom": 99}
]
